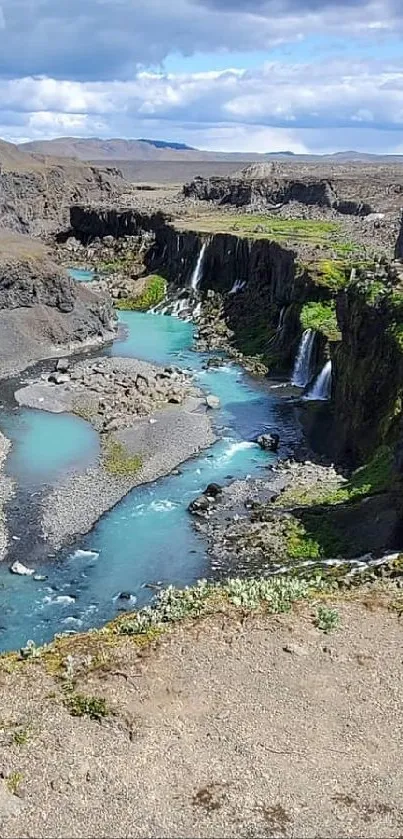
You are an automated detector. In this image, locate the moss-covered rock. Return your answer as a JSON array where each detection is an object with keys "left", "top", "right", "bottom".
[{"left": 115, "top": 274, "right": 166, "bottom": 311}]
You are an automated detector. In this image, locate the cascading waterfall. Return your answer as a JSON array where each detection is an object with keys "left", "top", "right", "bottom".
[
  {"left": 291, "top": 329, "right": 316, "bottom": 387},
  {"left": 190, "top": 241, "right": 207, "bottom": 291},
  {"left": 229, "top": 279, "right": 246, "bottom": 294},
  {"left": 305, "top": 360, "right": 332, "bottom": 401},
  {"left": 277, "top": 307, "right": 286, "bottom": 333}
]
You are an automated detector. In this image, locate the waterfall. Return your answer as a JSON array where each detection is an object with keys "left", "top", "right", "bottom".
[
  {"left": 305, "top": 360, "right": 332, "bottom": 401},
  {"left": 277, "top": 307, "right": 286, "bottom": 333},
  {"left": 190, "top": 242, "right": 207, "bottom": 291},
  {"left": 229, "top": 279, "right": 246, "bottom": 294},
  {"left": 291, "top": 329, "right": 316, "bottom": 387}
]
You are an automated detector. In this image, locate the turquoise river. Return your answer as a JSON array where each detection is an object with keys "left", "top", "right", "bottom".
[{"left": 0, "top": 311, "right": 300, "bottom": 651}]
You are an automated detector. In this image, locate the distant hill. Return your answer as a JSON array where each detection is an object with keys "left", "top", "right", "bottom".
[
  {"left": 20, "top": 137, "right": 221, "bottom": 162},
  {"left": 15, "top": 137, "right": 403, "bottom": 165}
]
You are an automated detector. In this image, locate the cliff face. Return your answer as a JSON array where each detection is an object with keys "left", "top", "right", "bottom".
[
  {"left": 332, "top": 287, "right": 403, "bottom": 463},
  {"left": 67, "top": 206, "right": 166, "bottom": 242},
  {"left": 0, "top": 140, "right": 124, "bottom": 236},
  {"left": 146, "top": 224, "right": 330, "bottom": 369},
  {"left": 68, "top": 206, "right": 331, "bottom": 372},
  {"left": 183, "top": 174, "right": 373, "bottom": 216},
  {"left": 0, "top": 231, "right": 116, "bottom": 377}
]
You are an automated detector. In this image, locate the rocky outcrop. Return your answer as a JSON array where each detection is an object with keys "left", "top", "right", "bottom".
[
  {"left": 67, "top": 206, "right": 167, "bottom": 243},
  {"left": 0, "top": 231, "right": 116, "bottom": 377},
  {"left": 0, "top": 140, "right": 124, "bottom": 236},
  {"left": 183, "top": 172, "right": 373, "bottom": 216},
  {"left": 184, "top": 174, "right": 338, "bottom": 210}
]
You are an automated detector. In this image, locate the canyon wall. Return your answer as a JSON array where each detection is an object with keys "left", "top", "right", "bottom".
[
  {"left": 0, "top": 231, "right": 116, "bottom": 377},
  {"left": 68, "top": 204, "right": 403, "bottom": 466}
]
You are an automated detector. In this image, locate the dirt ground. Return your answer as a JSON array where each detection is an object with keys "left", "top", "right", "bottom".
[{"left": 0, "top": 590, "right": 403, "bottom": 838}]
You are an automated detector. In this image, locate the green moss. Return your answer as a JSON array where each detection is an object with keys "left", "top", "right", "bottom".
[
  {"left": 300, "top": 301, "right": 340, "bottom": 341},
  {"left": 311, "top": 259, "right": 350, "bottom": 290},
  {"left": 286, "top": 514, "right": 347, "bottom": 560},
  {"left": 102, "top": 441, "right": 142, "bottom": 477},
  {"left": 286, "top": 520, "right": 322, "bottom": 559},
  {"left": 115, "top": 275, "right": 166, "bottom": 311}
]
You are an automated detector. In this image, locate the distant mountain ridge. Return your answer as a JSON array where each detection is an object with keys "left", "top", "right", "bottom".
[{"left": 18, "top": 137, "right": 403, "bottom": 164}]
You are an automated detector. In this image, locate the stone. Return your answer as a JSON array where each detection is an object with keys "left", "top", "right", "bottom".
[
  {"left": 10, "top": 561, "right": 35, "bottom": 576},
  {"left": 188, "top": 494, "right": 211, "bottom": 514},
  {"left": 255, "top": 433, "right": 280, "bottom": 452},
  {"left": 204, "top": 482, "right": 223, "bottom": 498},
  {"left": 118, "top": 591, "right": 133, "bottom": 600},
  {"left": 136, "top": 374, "right": 149, "bottom": 395},
  {"left": 56, "top": 357, "right": 69, "bottom": 373},
  {"left": 206, "top": 394, "right": 221, "bottom": 409},
  {"left": 48, "top": 372, "right": 70, "bottom": 385}
]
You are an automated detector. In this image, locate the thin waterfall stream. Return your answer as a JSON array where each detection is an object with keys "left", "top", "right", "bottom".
[
  {"left": 305, "top": 360, "right": 332, "bottom": 401},
  {"left": 291, "top": 329, "right": 316, "bottom": 387}
]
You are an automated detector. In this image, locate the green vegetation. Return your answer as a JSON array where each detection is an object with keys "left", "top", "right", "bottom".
[
  {"left": 280, "top": 446, "right": 393, "bottom": 509},
  {"left": 6, "top": 772, "right": 23, "bottom": 796},
  {"left": 102, "top": 440, "right": 142, "bottom": 477},
  {"left": 286, "top": 516, "right": 346, "bottom": 560},
  {"left": 115, "top": 274, "right": 166, "bottom": 311},
  {"left": 300, "top": 301, "right": 340, "bottom": 341},
  {"left": 314, "top": 606, "right": 340, "bottom": 633},
  {"left": 12, "top": 728, "right": 30, "bottom": 746},
  {"left": 177, "top": 214, "right": 351, "bottom": 248},
  {"left": 98, "top": 255, "right": 138, "bottom": 274},
  {"left": 117, "top": 576, "right": 321, "bottom": 637},
  {"left": 308, "top": 259, "right": 350, "bottom": 290},
  {"left": 63, "top": 691, "right": 109, "bottom": 721}
]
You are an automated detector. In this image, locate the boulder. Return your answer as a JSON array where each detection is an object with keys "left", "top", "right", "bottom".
[
  {"left": 188, "top": 494, "right": 211, "bottom": 514},
  {"left": 255, "top": 432, "right": 280, "bottom": 452},
  {"left": 204, "top": 482, "right": 223, "bottom": 498},
  {"left": 206, "top": 394, "right": 221, "bottom": 409},
  {"left": 48, "top": 372, "right": 70, "bottom": 385},
  {"left": 56, "top": 357, "right": 69, "bottom": 373},
  {"left": 10, "top": 561, "right": 35, "bottom": 576}
]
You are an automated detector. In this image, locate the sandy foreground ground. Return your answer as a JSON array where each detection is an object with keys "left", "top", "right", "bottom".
[{"left": 0, "top": 588, "right": 402, "bottom": 838}]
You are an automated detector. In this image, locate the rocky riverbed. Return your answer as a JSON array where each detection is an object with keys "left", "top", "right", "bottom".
[
  {"left": 192, "top": 458, "right": 403, "bottom": 581},
  {"left": 12, "top": 354, "right": 216, "bottom": 549},
  {"left": 15, "top": 355, "right": 198, "bottom": 433}
]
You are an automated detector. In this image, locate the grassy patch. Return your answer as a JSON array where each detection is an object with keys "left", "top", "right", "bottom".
[
  {"left": 176, "top": 214, "right": 343, "bottom": 244},
  {"left": 115, "top": 274, "right": 166, "bottom": 311},
  {"left": 63, "top": 691, "right": 109, "bottom": 722},
  {"left": 102, "top": 440, "right": 142, "bottom": 477},
  {"left": 300, "top": 300, "right": 340, "bottom": 341},
  {"left": 6, "top": 772, "right": 23, "bottom": 795},
  {"left": 12, "top": 728, "right": 30, "bottom": 746}
]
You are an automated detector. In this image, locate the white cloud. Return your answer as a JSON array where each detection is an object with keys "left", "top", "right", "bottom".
[{"left": 0, "top": 0, "right": 401, "bottom": 80}]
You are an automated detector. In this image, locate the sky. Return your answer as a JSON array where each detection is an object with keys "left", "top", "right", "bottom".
[{"left": 0, "top": 0, "right": 403, "bottom": 154}]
